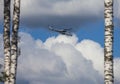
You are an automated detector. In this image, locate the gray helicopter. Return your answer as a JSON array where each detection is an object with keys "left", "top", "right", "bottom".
[{"left": 49, "top": 26, "right": 73, "bottom": 36}]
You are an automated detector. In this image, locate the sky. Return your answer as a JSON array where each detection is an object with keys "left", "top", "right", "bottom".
[{"left": 0, "top": 0, "right": 120, "bottom": 84}]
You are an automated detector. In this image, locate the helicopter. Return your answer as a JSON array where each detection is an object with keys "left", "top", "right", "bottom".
[{"left": 49, "top": 26, "right": 73, "bottom": 36}]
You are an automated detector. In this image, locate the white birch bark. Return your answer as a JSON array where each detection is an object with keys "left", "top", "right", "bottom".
[
  {"left": 9, "top": 0, "right": 20, "bottom": 84},
  {"left": 3, "top": 0, "right": 11, "bottom": 84},
  {"left": 104, "top": 0, "right": 114, "bottom": 84}
]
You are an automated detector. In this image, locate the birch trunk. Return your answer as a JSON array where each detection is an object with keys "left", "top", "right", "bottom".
[
  {"left": 3, "top": 0, "right": 11, "bottom": 84},
  {"left": 104, "top": 0, "right": 114, "bottom": 84},
  {"left": 9, "top": 0, "right": 20, "bottom": 84}
]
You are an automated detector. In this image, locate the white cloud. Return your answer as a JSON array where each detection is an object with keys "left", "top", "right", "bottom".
[
  {"left": 76, "top": 40, "right": 104, "bottom": 75},
  {"left": 0, "top": 32, "right": 120, "bottom": 84},
  {"left": 114, "top": 58, "right": 120, "bottom": 83},
  {"left": 17, "top": 32, "right": 102, "bottom": 84},
  {"left": 15, "top": 32, "right": 120, "bottom": 84}
]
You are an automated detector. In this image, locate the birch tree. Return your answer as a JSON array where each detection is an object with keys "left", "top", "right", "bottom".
[
  {"left": 9, "top": 0, "right": 20, "bottom": 84},
  {"left": 104, "top": 0, "right": 114, "bottom": 84},
  {"left": 3, "top": 0, "right": 11, "bottom": 84}
]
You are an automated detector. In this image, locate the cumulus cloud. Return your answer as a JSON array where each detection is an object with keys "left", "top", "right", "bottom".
[
  {"left": 114, "top": 58, "right": 120, "bottom": 83},
  {"left": 76, "top": 40, "right": 104, "bottom": 75},
  {"left": 0, "top": 32, "right": 120, "bottom": 84},
  {"left": 16, "top": 33, "right": 103, "bottom": 84}
]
